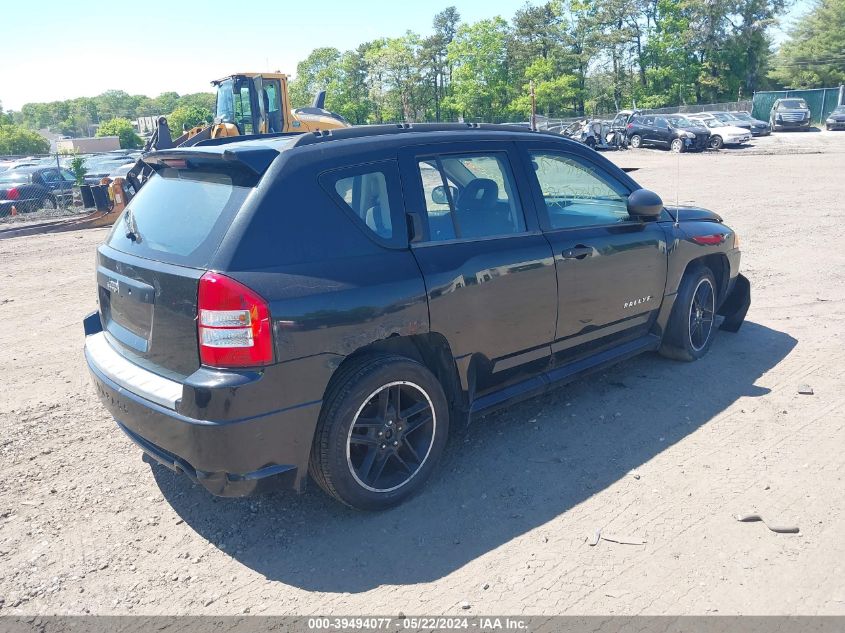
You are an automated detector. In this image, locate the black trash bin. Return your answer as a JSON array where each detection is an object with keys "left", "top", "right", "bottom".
[
  {"left": 80, "top": 185, "right": 95, "bottom": 209},
  {"left": 91, "top": 185, "right": 111, "bottom": 212}
]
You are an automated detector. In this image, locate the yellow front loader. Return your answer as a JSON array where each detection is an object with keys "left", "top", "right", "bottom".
[{"left": 126, "top": 72, "right": 349, "bottom": 192}]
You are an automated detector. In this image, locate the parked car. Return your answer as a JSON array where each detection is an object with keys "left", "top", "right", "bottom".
[
  {"left": 729, "top": 111, "right": 771, "bottom": 136},
  {"left": 687, "top": 115, "right": 752, "bottom": 149},
  {"left": 769, "top": 98, "right": 812, "bottom": 131},
  {"left": 609, "top": 109, "right": 639, "bottom": 145},
  {"left": 0, "top": 166, "right": 75, "bottom": 215},
  {"left": 83, "top": 124, "right": 750, "bottom": 510},
  {"left": 824, "top": 105, "right": 845, "bottom": 131},
  {"left": 560, "top": 118, "right": 617, "bottom": 150},
  {"left": 626, "top": 114, "right": 710, "bottom": 152},
  {"left": 693, "top": 111, "right": 755, "bottom": 135},
  {"left": 82, "top": 153, "right": 142, "bottom": 185}
]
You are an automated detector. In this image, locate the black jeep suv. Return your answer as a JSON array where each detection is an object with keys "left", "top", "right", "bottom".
[
  {"left": 84, "top": 124, "right": 750, "bottom": 510},
  {"left": 626, "top": 115, "right": 710, "bottom": 152}
]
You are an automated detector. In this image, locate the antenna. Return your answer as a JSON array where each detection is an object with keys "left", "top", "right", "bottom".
[{"left": 674, "top": 146, "right": 681, "bottom": 228}]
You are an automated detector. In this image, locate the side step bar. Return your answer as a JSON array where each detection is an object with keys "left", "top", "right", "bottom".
[{"left": 469, "top": 334, "right": 661, "bottom": 419}]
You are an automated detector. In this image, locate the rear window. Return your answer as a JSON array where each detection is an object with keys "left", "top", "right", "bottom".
[
  {"left": 106, "top": 167, "right": 251, "bottom": 267},
  {"left": 0, "top": 172, "right": 31, "bottom": 185}
]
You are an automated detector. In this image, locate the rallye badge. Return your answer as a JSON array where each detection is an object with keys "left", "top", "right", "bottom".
[{"left": 624, "top": 295, "right": 652, "bottom": 309}]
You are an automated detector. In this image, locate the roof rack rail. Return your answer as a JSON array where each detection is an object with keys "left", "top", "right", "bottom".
[
  {"left": 292, "top": 122, "right": 546, "bottom": 147},
  {"left": 193, "top": 132, "right": 299, "bottom": 147}
]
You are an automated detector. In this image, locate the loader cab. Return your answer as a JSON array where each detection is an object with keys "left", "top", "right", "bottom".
[{"left": 213, "top": 73, "right": 287, "bottom": 135}]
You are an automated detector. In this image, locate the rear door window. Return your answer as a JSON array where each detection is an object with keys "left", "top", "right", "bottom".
[{"left": 105, "top": 167, "right": 251, "bottom": 267}]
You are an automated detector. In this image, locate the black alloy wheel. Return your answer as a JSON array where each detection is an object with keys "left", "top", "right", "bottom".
[
  {"left": 659, "top": 266, "right": 718, "bottom": 362},
  {"left": 688, "top": 277, "right": 716, "bottom": 353},
  {"left": 310, "top": 354, "right": 449, "bottom": 510},
  {"left": 347, "top": 381, "right": 436, "bottom": 493}
]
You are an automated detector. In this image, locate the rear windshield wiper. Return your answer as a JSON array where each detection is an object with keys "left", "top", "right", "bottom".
[{"left": 124, "top": 207, "right": 141, "bottom": 243}]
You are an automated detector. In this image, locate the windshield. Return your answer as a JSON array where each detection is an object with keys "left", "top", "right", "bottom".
[
  {"left": 667, "top": 116, "right": 695, "bottom": 129},
  {"left": 832, "top": 106, "right": 845, "bottom": 114},
  {"left": 779, "top": 100, "right": 807, "bottom": 109},
  {"left": 702, "top": 120, "right": 726, "bottom": 129}
]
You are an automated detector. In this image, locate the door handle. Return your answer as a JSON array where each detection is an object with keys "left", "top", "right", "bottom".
[{"left": 562, "top": 245, "right": 593, "bottom": 260}]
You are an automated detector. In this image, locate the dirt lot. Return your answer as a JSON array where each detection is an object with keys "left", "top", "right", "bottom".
[{"left": 1, "top": 130, "right": 844, "bottom": 616}]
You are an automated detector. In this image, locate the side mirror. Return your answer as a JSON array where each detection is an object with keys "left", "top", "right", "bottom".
[
  {"left": 431, "top": 184, "right": 457, "bottom": 206},
  {"left": 627, "top": 188, "right": 663, "bottom": 219}
]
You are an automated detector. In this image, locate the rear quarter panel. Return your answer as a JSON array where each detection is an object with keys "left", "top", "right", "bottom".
[{"left": 212, "top": 145, "right": 429, "bottom": 406}]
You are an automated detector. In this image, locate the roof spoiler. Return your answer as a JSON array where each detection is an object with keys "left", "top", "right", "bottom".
[{"left": 142, "top": 145, "right": 280, "bottom": 177}]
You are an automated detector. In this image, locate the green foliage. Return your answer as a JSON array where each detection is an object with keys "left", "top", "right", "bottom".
[
  {"left": 178, "top": 92, "right": 216, "bottom": 112},
  {"left": 167, "top": 105, "right": 212, "bottom": 133},
  {"left": 96, "top": 118, "right": 142, "bottom": 149},
  {"left": 445, "top": 18, "right": 513, "bottom": 121},
  {"left": 289, "top": 47, "right": 343, "bottom": 109},
  {"left": 0, "top": 122, "right": 49, "bottom": 155},
  {"left": 68, "top": 154, "right": 88, "bottom": 186},
  {"left": 770, "top": 0, "right": 845, "bottom": 88},
  {"left": 14, "top": 90, "right": 215, "bottom": 138}
]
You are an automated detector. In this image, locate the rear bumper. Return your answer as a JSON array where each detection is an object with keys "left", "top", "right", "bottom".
[
  {"left": 84, "top": 319, "right": 321, "bottom": 497},
  {"left": 826, "top": 121, "right": 845, "bottom": 130}
]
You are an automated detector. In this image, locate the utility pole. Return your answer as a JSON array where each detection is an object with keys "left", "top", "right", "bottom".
[{"left": 530, "top": 81, "right": 537, "bottom": 131}]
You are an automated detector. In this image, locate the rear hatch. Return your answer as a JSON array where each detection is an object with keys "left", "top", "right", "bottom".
[{"left": 96, "top": 145, "right": 280, "bottom": 377}]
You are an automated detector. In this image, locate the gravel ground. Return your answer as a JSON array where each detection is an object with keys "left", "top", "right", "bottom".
[{"left": 0, "top": 130, "right": 844, "bottom": 616}]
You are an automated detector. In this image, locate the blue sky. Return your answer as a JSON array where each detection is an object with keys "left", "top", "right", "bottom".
[{"left": 0, "top": 0, "right": 812, "bottom": 111}]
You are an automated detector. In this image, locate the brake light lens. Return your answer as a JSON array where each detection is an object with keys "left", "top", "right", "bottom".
[
  {"left": 197, "top": 272, "right": 273, "bottom": 368},
  {"left": 6, "top": 188, "right": 20, "bottom": 201},
  {"left": 626, "top": 123, "right": 633, "bottom": 129}
]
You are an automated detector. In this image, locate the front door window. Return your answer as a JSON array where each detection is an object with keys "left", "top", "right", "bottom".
[
  {"left": 417, "top": 153, "right": 526, "bottom": 242},
  {"left": 530, "top": 152, "right": 630, "bottom": 229}
]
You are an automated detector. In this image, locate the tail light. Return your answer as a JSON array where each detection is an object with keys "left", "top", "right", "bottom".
[
  {"left": 197, "top": 272, "right": 273, "bottom": 368},
  {"left": 626, "top": 123, "right": 634, "bottom": 129},
  {"left": 6, "top": 188, "right": 20, "bottom": 201}
]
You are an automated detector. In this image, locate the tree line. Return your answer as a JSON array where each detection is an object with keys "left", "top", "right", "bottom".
[
  {"left": 288, "top": 0, "right": 827, "bottom": 124},
  {"left": 2, "top": 0, "right": 843, "bottom": 155}
]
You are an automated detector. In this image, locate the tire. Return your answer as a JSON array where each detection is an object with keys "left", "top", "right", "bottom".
[
  {"left": 659, "top": 266, "right": 718, "bottom": 362},
  {"left": 309, "top": 354, "right": 450, "bottom": 510},
  {"left": 586, "top": 136, "right": 596, "bottom": 150},
  {"left": 709, "top": 135, "right": 724, "bottom": 150},
  {"left": 629, "top": 134, "right": 642, "bottom": 149},
  {"left": 671, "top": 138, "right": 685, "bottom": 153},
  {"left": 41, "top": 196, "right": 57, "bottom": 210}
]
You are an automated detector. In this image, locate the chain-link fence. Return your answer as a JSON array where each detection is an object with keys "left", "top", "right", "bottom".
[
  {"left": 0, "top": 150, "right": 139, "bottom": 221},
  {"left": 751, "top": 87, "right": 845, "bottom": 124},
  {"left": 640, "top": 100, "right": 753, "bottom": 116},
  {"left": 532, "top": 100, "right": 756, "bottom": 133}
]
